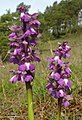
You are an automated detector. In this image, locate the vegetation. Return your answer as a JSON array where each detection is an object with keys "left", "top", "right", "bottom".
[
  {"left": 0, "top": 0, "right": 82, "bottom": 119},
  {"left": 0, "top": 33, "right": 82, "bottom": 119},
  {"left": 39, "top": 0, "right": 82, "bottom": 38},
  {"left": 0, "top": 0, "right": 82, "bottom": 59}
]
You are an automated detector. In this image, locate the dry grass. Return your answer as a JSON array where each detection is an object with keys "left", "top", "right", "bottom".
[{"left": 0, "top": 34, "right": 82, "bottom": 120}]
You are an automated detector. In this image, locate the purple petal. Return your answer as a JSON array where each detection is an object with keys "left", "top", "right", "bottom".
[
  {"left": 54, "top": 56, "right": 59, "bottom": 62},
  {"left": 51, "top": 72, "right": 60, "bottom": 81},
  {"left": 25, "top": 62, "right": 30, "bottom": 70},
  {"left": 63, "top": 79, "right": 72, "bottom": 87},
  {"left": 13, "top": 48, "right": 21, "bottom": 55},
  {"left": 20, "top": 13, "right": 31, "bottom": 22},
  {"left": 33, "top": 56, "right": 40, "bottom": 62},
  {"left": 51, "top": 91, "right": 59, "bottom": 98},
  {"left": 22, "top": 40, "right": 28, "bottom": 45},
  {"left": 58, "top": 59, "right": 64, "bottom": 66},
  {"left": 18, "top": 64, "right": 26, "bottom": 71},
  {"left": 46, "top": 83, "right": 55, "bottom": 92},
  {"left": 30, "top": 20, "right": 41, "bottom": 27},
  {"left": 29, "top": 64, "right": 35, "bottom": 71},
  {"left": 17, "top": 6, "right": 26, "bottom": 13},
  {"left": 20, "top": 75, "right": 25, "bottom": 82},
  {"left": 67, "top": 80, "right": 72, "bottom": 87},
  {"left": 9, "top": 75, "right": 18, "bottom": 83},
  {"left": 55, "top": 50, "right": 62, "bottom": 57},
  {"left": 66, "top": 53, "right": 70, "bottom": 58},
  {"left": 63, "top": 53, "right": 70, "bottom": 58},
  {"left": 25, "top": 75, "right": 33, "bottom": 82},
  {"left": 58, "top": 89, "right": 65, "bottom": 97},
  {"left": 9, "top": 25, "right": 21, "bottom": 32},
  {"left": 31, "top": 13, "right": 39, "bottom": 19},
  {"left": 8, "top": 32, "right": 17, "bottom": 41},
  {"left": 48, "top": 63, "right": 56, "bottom": 70},
  {"left": 30, "top": 28, "right": 37, "bottom": 35},
  {"left": 10, "top": 42, "right": 19, "bottom": 48},
  {"left": 63, "top": 79, "right": 69, "bottom": 85},
  {"left": 65, "top": 67, "right": 72, "bottom": 74},
  {"left": 47, "top": 57, "right": 55, "bottom": 62},
  {"left": 65, "top": 45, "right": 71, "bottom": 52},
  {"left": 63, "top": 100, "right": 69, "bottom": 107},
  {"left": 17, "top": 30, "right": 31, "bottom": 40},
  {"left": 65, "top": 95, "right": 73, "bottom": 100},
  {"left": 29, "top": 39, "right": 37, "bottom": 46},
  {"left": 9, "top": 56, "right": 19, "bottom": 64},
  {"left": 54, "top": 56, "right": 64, "bottom": 66},
  {"left": 24, "top": 30, "right": 31, "bottom": 37},
  {"left": 58, "top": 79, "right": 64, "bottom": 86}
]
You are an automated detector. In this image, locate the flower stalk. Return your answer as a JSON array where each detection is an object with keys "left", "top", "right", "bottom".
[
  {"left": 26, "top": 82, "right": 34, "bottom": 120},
  {"left": 56, "top": 98, "right": 62, "bottom": 120}
]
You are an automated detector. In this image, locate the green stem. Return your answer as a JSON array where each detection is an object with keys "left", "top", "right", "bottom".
[
  {"left": 26, "top": 82, "right": 34, "bottom": 120},
  {"left": 56, "top": 98, "right": 62, "bottom": 120}
]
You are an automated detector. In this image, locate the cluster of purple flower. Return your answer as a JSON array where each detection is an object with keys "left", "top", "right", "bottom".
[
  {"left": 8, "top": 6, "right": 41, "bottom": 83},
  {"left": 46, "top": 42, "right": 73, "bottom": 107}
]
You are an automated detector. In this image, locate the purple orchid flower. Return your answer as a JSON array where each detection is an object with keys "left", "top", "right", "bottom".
[
  {"left": 9, "top": 5, "right": 41, "bottom": 83},
  {"left": 46, "top": 42, "right": 73, "bottom": 108},
  {"left": 10, "top": 62, "right": 35, "bottom": 83}
]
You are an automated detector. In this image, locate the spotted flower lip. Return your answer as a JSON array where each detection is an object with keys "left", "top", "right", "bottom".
[
  {"left": 18, "top": 62, "right": 35, "bottom": 72},
  {"left": 9, "top": 62, "right": 35, "bottom": 83},
  {"left": 9, "top": 5, "right": 41, "bottom": 83},
  {"left": 46, "top": 42, "right": 72, "bottom": 107},
  {"left": 9, "top": 73, "right": 34, "bottom": 83},
  {"left": 58, "top": 78, "right": 72, "bottom": 88},
  {"left": 25, "top": 75, "right": 33, "bottom": 82}
]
